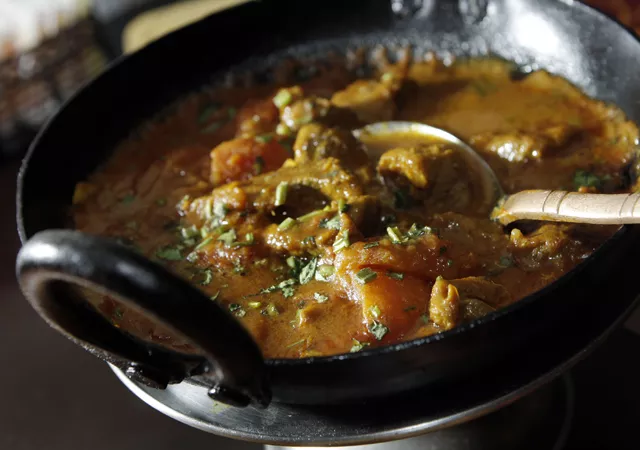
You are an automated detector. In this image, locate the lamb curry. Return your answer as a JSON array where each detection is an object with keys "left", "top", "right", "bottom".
[{"left": 72, "top": 55, "right": 639, "bottom": 358}]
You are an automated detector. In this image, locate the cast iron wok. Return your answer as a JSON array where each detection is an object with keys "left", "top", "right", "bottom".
[{"left": 15, "top": 0, "right": 640, "bottom": 408}]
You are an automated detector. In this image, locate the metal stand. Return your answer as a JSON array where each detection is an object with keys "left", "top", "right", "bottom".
[{"left": 266, "top": 374, "right": 574, "bottom": 450}]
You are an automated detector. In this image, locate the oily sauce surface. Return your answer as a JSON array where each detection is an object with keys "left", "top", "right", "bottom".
[{"left": 73, "top": 57, "right": 638, "bottom": 358}]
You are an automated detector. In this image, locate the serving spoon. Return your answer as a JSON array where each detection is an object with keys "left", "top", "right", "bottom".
[{"left": 354, "top": 121, "right": 640, "bottom": 226}]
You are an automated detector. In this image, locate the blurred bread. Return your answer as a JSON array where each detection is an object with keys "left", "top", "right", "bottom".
[{"left": 123, "top": 0, "right": 250, "bottom": 54}]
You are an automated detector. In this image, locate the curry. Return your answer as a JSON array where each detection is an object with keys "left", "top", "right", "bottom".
[{"left": 72, "top": 55, "right": 638, "bottom": 359}]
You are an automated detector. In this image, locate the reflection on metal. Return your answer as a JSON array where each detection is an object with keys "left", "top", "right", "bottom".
[{"left": 265, "top": 375, "right": 574, "bottom": 450}]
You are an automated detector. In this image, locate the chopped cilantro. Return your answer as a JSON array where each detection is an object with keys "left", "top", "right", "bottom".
[
  {"left": 320, "top": 215, "right": 341, "bottom": 230},
  {"left": 255, "top": 134, "right": 273, "bottom": 144},
  {"left": 350, "top": 339, "right": 370, "bottom": 353},
  {"left": 229, "top": 304, "right": 246, "bottom": 317},
  {"left": 386, "top": 271, "right": 404, "bottom": 280},
  {"left": 302, "top": 236, "right": 316, "bottom": 246},
  {"left": 356, "top": 268, "right": 377, "bottom": 284},
  {"left": 369, "top": 305, "right": 381, "bottom": 319},
  {"left": 333, "top": 229, "right": 350, "bottom": 253},
  {"left": 387, "top": 226, "right": 405, "bottom": 244},
  {"left": 195, "top": 236, "right": 214, "bottom": 250},
  {"left": 217, "top": 229, "right": 237, "bottom": 247},
  {"left": 197, "top": 103, "right": 221, "bottom": 124},
  {"left": 278, "top": 217, "right": 296, "bottom": 231},
  {"left": 210, "top": 291, "right": 220, "bottom": 301},
  {"left": 200, "top": 269, "right": 213, "bottom": 285},
  {"left": 315, "top": 264, "right": 335, "bottom": 281},
  {"left": 314, "top": 292, "right": 329, "bottom": 303},
  {"left": 363, "top": 241, "right": 380, "bottom": 249},
  {"left": 447, "top": 259, "right": 454, "bottom": 267},
  {"left": 214, "top": 202, "right": 229, "bottom": 218},
  {"left": 368, "top": 321, "right": 389, "bottom": 340},
  {"left": 573, "top": 169, "right": 603, "bottom": 190},
  {"left": 156, "top": 247, "right": 182, "bottom": 261},
  {"left": 299, "top": 258, "right": 318, "bottom": 285}
]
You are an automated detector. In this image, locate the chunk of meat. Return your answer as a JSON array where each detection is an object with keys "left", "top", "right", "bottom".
[
  {"left": 377, "top": 144, "right": 480, "bottom": 214},
  {"left": 330, "top": 68, "right": 409, "bottom": 123},
  {"left": 235, "top": 97, "right": 280, "bottom": 137},
  {"left": 293, "top": 123, "right": 370, "bottom": 170},
  {"left": 331, "top": 79, "right": 396, "bottom": 123},
  {"left": 450, "top": 277, "right": 511, "bottom": 308},
  {"left": 210, "top": 137, "right": 289, "bottom": 186},
  {"left": 428, "top": 276, "right": 460, "bottom": 330},
  {"left": 470, "top": 124, "right": 580, "bottom": 163},
  {"left": 274, "top": 86, "right": 360, "bottom": 134}
]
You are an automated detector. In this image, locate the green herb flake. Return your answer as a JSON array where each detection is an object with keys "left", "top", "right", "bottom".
[
  {"left": 121, "top": 194, "right": 136, "bottom": 204},
  {"left": 302, "top": 236, "right": 316, "bottom": 246},
  {"left": 404, "top": 305, "right": 417, "bottom": 312},
  {"left": 369, "top": 304, "right": 381, "bottom": 319},
  {"left": 214, "top": 202, "right": 229, "bottom": 218},
  {"left": 315, "top": 264, "right": 335, "bottom": 282},
  {"left": 233, "top": 233, "right": 255, "bottom": 248},
  {"left": 247, "top": 301, "right": 262, "bottom": 309},
  {"left": 320, "top": 215, "right": 341, "bottom": 230},
  {"left": 356, "top": 268, "right": 377, "bottom": 284},
  {"left": 273, "top": 89, "right": 293, "bottom": 108},
  {"left": 420, "top": 314, "right": 429, "bottom": 324},
  {"left": 180, "top": 225, "right": 199, "bottom": 240},
  {"left": 363, "top": 241, "right": 380, "bottom": 249},
  {"left": 573, "top": 169, "right": 602, "bottom": 190},
  {"left": 195, "top": 236, "right": 214, "bottom": 251},
  {"left": 217, "top": 229, "right": 237, "bottom": 247},
  {"left": 198, "top": 103, "right": 221, "bottom": 124},
  {"left": 156, "top": 247, "right": 182, "bottom": 261},
  {"left": 200, "top": 269, "right": 213, "bottom": 285},
  {"left": 387, "top": 226, "right": 405, "bottom": 244},
  {"left": 275, "top": 182, "right": 288, "bottom": 207},
  {"left": 337, "top": 199, "right": 350, "bottom": 213},
  {"left": 333, "top": 229, "right": 350, "bottom": 253},
  {"left": 253, "top": 156, "right": 265, "bottom": 175},
  {"left": 499, "top": 255, "right": 514, "bottom": 268},
  {"left": 201, "top": 121, "right": 223, "bottom": 134},
  {"left": 229, "top": 304, "right": 246, "bottom": 317},
  {"left": 368, "top": 320, "right": 389, "bottom": 340},
  {"left": 255, "top": 134, "right": 273, "bottom": 144},
  {"left": 386, "top": 271, "right": 404, "bottom": 281},
  {"left": 298, "top": 210, "right": 324, "bottom": 222},
  {"left": 278, "top": 217, "right": 297, "bottom": 231},
  {"left": 314, "top": 292, "right": 329, "bottom": 303},
  {"left": 233, "top": 263, "right": 246, "bottom": 275},
  {"left": 299, "top": 258, "right": 318, "bottom": 285},
  {"left": 210, "top": 291, "right": 220, "bottom": 301},
  {"left": 350, "top": 339, "right": 370, "bottom": 353},
  {"left": 447, "top": 259, "right": 454, "bottom": 267},
  {"left": 264, "top": 303, "right": 279, "bottom": 316}
]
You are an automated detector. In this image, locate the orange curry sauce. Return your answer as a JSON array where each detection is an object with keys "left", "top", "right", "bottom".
[{"left": 72, "top": 57, "right": 638, "bottom": 358}]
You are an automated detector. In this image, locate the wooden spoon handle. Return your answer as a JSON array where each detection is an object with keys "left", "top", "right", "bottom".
[{"left": 492, "top": 190, "right": 640, "bottom": 226}]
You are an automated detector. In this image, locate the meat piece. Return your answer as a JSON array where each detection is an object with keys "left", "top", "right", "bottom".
[
  {"left": 330, "top": 68, "right": 409, "bottom": 123},
  {"left": 428, "top": 276, "right": 460, "bottom": 330},
  {"left": 449, "top": 277, "right": 511, "bottom": 308},
  {"left": 293, "top": 123, "right": 370, "bottom": 170},
  {"left": 461, "top": 298, "right": 496, "bottom": 321},
  {"left": 331, "top": 79, "right": 396, "bottom": 123},
  {"left": 377, "top": 144, "right": 479, "bottom": 214},
  {"left": 470, "top": 124, "right": 580, "bottom": 163},
  {"left": 274, "top": 86, "right": 360, "bottom": 134},
  {"left": 210, "top": 137, "right": 289, "bottom": 186}
]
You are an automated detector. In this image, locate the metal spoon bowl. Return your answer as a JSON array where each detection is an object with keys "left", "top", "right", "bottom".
[{"left": 355, "top": 121, "right": 640, "bottom": 226}]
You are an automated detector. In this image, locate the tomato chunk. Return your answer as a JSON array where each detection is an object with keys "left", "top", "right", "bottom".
[{"left": 210, "top": 137, "right": 289, "bottom": 186}]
